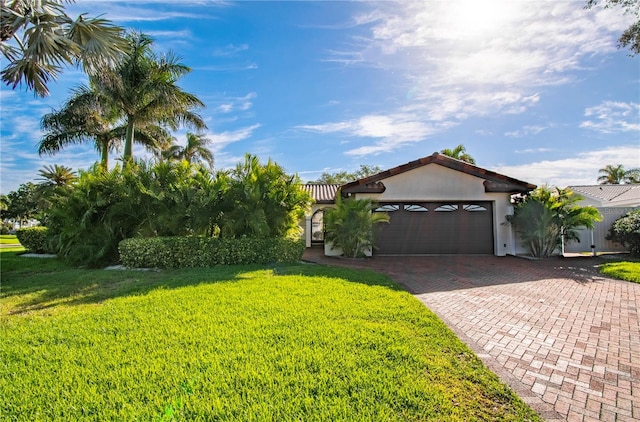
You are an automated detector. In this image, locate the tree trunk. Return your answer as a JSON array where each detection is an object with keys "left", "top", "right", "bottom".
[
  {"left": 100, "top": 142, "right": 109, "bottom": 171},
  {"left": 124, "top": 120, "right": 135, "bottom": 163}
]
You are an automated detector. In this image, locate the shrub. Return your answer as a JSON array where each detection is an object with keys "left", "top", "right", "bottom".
[
  {"left": 0, "top": 221, "right": 13, "bottom": 234},
  {"left": 324, "top": 195, "right": 389, "bottom": 258},
  {"left": 607, "top": 209, "right": 640, "bottom": 256},
  {"left": 119, "top": 237, "right": 305, "bottom": 268},
  {"left": 15, "top": 226, "right": 52, "bottom": 253}
]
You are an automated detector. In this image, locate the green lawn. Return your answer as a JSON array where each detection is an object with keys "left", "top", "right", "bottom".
[
  {"left": 0, "top": 234, "right": 21, "bottom": 245},
  {"left": 1, "top": 250, "right": 540, "bottom": 421},
  {"left": 599, "top": 261, "right": 640, "bottom": 283}
]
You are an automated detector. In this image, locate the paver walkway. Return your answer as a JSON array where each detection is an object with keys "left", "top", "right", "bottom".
[{"left": 302, "top": 249, "right": 640, "bottom": 421}]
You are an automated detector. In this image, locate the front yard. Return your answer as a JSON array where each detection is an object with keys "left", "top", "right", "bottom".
[{"left": 0, "top": 248, "right": 540, "bottom": 421}]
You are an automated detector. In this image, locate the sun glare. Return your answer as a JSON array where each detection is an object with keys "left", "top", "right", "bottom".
[{"left": 445, "top": 0, "right": 519, "bottom": 40}]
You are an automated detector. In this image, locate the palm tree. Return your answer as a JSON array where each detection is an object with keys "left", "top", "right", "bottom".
[
  {"left": 625, "top": 168, "right": 640, "bottom": 184},
  {"left": 220, "top": 154, "right": 312, "bottom": 238},
  {"left": 1, "top": 0, "right": 127, "bottom": 97},
  {"left": 39, "top": 86, "right": 123, "bottom": 170},
  {"left": 440, "top": 144, "right": 476, "bottom": 164},
  {"left": 163, "top": 132, "right": 214, "bottom": 168},
  {"left": 324, "top": 195, "right": 390, "bottom": 258},
  {"left": 598, "top": 164, "right": 629, "bottom": 184},
  {"left": 91, "top": 32, "right": 206, "bottom": 163},
  {"left": 39, "top": 82, "right": 176, "bottom": 170},
  {"left": 507, "top": 186, "right": 601, "bottom": 257},
  {"left": 37, "top": 164, "right": 76, "bottom": 187}
]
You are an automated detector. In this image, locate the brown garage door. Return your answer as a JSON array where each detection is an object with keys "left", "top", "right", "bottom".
[{"left": 373, "top": 202, "right": 494, "bottom": 254}]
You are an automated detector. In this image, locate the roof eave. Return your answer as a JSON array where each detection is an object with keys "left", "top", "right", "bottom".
[{"left": 340, "top": 152, "right": 537, "bottom": 194}]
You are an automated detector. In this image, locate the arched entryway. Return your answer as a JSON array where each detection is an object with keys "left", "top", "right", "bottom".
[{"left": 311, "top": 209, "right": 325, "bottom": 244}]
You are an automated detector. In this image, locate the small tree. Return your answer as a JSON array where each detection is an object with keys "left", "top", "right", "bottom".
[
  {"left": 507, "top": 186, "right": 602, "bottom": 257},
  {"left": 314, "top": 164, "right": 383, "bottom": 184},
  {"left": 5, "top": 182, "right": 41, "bottom": 227},
  {"left": 324, "top": 195, "right": 389, "bottom": 258},
  {"left": 607, "top": 209, "right": 640, "bottom": 256}
]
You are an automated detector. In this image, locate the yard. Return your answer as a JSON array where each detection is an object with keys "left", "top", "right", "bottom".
[
  {"left": 599, "top": 260, "right": 640, "bottom": 283},
  {"left": 0, "top": 247, "right": 540, "bottom": 421}
]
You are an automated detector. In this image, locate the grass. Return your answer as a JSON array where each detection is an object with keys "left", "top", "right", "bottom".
[
  {"left": 0, "top": 234, "right": 21, "bottom": 245},
  {"left": 1, "top": 249, "right": 540, "bottom": 421},
  {"left": 599, "top": 261, "right": 640, "bottom": 283}
]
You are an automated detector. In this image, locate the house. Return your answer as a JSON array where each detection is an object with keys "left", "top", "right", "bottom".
[
  {"left": 564, "top": 184, "right": 640, "bottom": 254},
  {"left": 303, "top": 152, "right": 536, "bottom": 256}
]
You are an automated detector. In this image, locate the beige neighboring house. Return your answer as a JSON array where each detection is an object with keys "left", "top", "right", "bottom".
[
  {"left": 303, "top": 152, "right": 536, "bottom": 257},
  {"left": 564, "top": 184, "right": 640, "bottom": 254}
]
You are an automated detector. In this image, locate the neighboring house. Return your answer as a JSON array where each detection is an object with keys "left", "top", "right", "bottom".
[
  {"left": 564, "top": 185, "right": 640, "bottom": 254},
  {"left": 302, "top": 152, "right": 536, "bottom": 256}
]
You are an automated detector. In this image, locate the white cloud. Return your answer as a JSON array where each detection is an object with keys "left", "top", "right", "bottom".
[
  {"left": 145, "top": 29, "right": 193, "bottom": 40},
  {"left": 491, "top": 145, "right": 640, "bottom": 187},
  {"left": 298, "top": 114, "right": 455, "bottom": 156},
  {"left": 194, "top": 64, "right": 258, "bottom": 72},
  {"left": 215, "top": 92, "right": 257, "bottom": 114},
  {"left": 505, "top": 125, "right": 548, "bottom": 138},
  {"left": 207, "top": 124, "right": 261, "bottom": 152},
  {"left": 68, "top": 2, "right": 219, "bottom": 23},
  {"left": 212, "top": 44, "right": 249, "bottom": 57},
  {"left": 580, "top": 101, "right": 640, "bottom": 133},
  {"left": 515, "top": 148, "right": 554, "bottom": 154}
]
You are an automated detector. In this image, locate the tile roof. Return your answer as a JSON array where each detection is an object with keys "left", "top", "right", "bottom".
[
  {"left": 303, "top": 184, "right": 340, "bottom": 203},
  {"left": 568, "top": 185, "right": 640, "bottom": 205},
  {"left": 341, "top": 152, "right": 537, "bottom": 194}
]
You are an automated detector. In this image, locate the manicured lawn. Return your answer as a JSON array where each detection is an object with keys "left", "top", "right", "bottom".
[
  {"left": 0, "top": 234, "right": 21, "bottom": 245},
  {"left": 1, "top": 250, "right": 540, "bottom": 421},
  {"left": 599, "top": 261, "right": 640, "bottom": 283}
]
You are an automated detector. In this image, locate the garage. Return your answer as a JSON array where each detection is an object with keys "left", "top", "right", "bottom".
[{"left": 373, "top": 201, "right": 494, "bottom": 255}]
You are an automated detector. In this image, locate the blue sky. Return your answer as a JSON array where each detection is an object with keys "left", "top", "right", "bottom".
[{"left": 1, "top": 0, "right": 639, "bottom": 194}]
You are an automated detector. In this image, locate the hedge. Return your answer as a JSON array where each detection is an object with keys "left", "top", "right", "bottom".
[
  {"left": 119, "top": 237, "right": 306, "bottom": 268},
  {"left": 607, "top": 209, "right": 640, "bottom": 256},
  {"left": 15, "top": 226, "right": 52, "bottom": 253}
]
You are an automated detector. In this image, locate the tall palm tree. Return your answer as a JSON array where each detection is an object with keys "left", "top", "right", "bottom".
[
  {"left": 91, "top": 32, "right": 206, "bottom": 163},
  {"left": 39, "top": 83, "right": 175, "bottom": 170},
  {"left": 39, "top": 86, "right": 123, "bottom": 170},
  {"left": 440, "top": 144, "right": 476, "bottom": 164},
  {"left": 164, "top": 132, "right": 214, "bottom": 168},
  {"left": 1, "top": 0, "right": 127, "bottom": 97},
  {"left": 598, "top": 164, "right": 627, "bottom": 184}
]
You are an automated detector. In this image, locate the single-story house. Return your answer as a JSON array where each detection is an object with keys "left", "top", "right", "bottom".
[
  {"left": 303, "top": 152, "right": 536, "bottom": 256},
  {"left": 563, "top": 184, "right": 640, "bottom": 254}
]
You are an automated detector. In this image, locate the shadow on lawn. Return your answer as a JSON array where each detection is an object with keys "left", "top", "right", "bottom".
[{"left": 1, "top": 251, "right": 399, "bottom": 315}]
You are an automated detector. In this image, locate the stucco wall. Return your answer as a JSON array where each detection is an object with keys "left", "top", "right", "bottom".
[{"left": 356, "top": 164, "right": 489, "bottom": 201}]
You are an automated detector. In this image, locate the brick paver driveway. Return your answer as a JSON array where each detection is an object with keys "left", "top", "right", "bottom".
[{"left": 303, "top": 251, "right": 640, "bottom": 421}]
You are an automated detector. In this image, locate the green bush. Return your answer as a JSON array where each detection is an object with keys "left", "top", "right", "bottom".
[
  {"left": 607, "top": 209, "right": 640, "bottom": 256},
  {"left": 15, "top": 226, "right": 52, "bottom": 253},
  {"left": 119, "top": 237, "right": 305, "bottom": 268}
]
